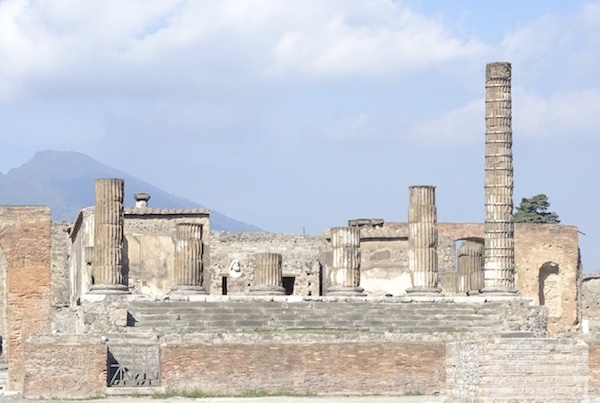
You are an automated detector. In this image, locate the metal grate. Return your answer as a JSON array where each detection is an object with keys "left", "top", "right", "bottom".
[{"left": 108, "top": 344, "right": 160, "bottom": 387}]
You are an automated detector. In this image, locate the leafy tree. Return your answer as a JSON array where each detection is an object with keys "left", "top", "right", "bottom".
[{"left": 514, "top": 194, "right": 560, "bottom": 224}]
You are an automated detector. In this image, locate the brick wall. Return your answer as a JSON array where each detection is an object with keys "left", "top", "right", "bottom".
[
  {"left": 23, "top": 335, "right": 107, "bottom": 398},
  {"left": 161, "top": 338, "right": 445, "bottom": 395},
  {"left": 0, "top": 207, "right": 52, "bottom": 392},
  {"left": 513, "top": 224, "right": 580, "bottom": 333}
]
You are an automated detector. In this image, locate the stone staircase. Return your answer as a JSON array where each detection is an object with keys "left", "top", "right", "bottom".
[{"left": 127, "top": 299, "right": 509, "bottom": 335}]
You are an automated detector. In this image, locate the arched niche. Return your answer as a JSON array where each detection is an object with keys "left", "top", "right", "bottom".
[
  {"left": 539, "top": 262, "right": 561, "bottom": 318},
  {"left": 454, "top": 238, "right": 484, "bottom": 294}
]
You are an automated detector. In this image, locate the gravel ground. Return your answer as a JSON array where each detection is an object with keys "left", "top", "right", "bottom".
[{"left": 0, "top": 395, "right": 447, "bottom": 403}]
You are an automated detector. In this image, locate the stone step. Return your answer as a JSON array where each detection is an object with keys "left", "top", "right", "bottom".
[
  {"left": 129, "top": 310, "right": 503, "bottom": 324},
  {"left": 104, "top": 332, "right": 161, "bottom": 346},
  {"left": 129, "top": 304, "right": 502, "bottom": 315},
  {"left": 127, "top": 300, "right": 509, "bottom": 334},
  {"left": 133, "top": 317, "right": 504, "bottom": 328},
  {"left": 129, "top": 300, "right": 497, "bottom": 313}
]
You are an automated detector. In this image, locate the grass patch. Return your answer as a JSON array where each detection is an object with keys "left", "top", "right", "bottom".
[
  {"left": 54, "top": 394, "right": 107, "bottom": 400},
  {"left": 403, "top": 390, "right": 424, "bottom": 396},
  {"left": 152, "top": 389, "right": 315, "bottom": 399}
]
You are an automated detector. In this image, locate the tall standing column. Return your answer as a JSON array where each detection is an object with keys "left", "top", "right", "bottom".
[
  {"left": 250, "top": 253, "right": 285, "bottom": 295},
  {"left": 90, "top": 178, "right": 128, "bottom": 293},
  {"left": 171, "top": 223, "right": 207, "bottom": 294},
  {"left": 406, "top": 185, "right": 441, "bottom": 295},
  {"left": 483, "top": 62, "right": 517, "bottom": 294},
  {"left": 327, "top": 227, "right": 365, "bottom": 296}
]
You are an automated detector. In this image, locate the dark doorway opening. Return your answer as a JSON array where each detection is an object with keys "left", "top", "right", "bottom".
[
  {"left": 282, "top": 276, "right": 295, "bottom": 295},
  {"left": 222, "top": 276, "right": 228, "bottom": 295}
]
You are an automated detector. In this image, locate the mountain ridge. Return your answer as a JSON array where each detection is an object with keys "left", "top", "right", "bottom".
[{"left": 0, "top": 150, "right": 263, "bottom": 232}]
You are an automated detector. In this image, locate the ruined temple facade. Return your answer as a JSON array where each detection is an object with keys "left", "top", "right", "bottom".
[
  {"left": 46, "top": 196, "right": 582, "bottom": 335},
  {"left": 0, "top": 62, "right": 593, "bottom": 400}
]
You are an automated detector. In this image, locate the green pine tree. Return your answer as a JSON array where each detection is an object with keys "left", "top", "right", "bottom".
[{"left": 514, "top": 194, "right": 560, "bottom": 224}]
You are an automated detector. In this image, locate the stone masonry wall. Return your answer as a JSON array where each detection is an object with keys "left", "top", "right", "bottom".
[
  {"left": 324, "top": 225, "right": 455, "bottom": 296},
  {"left": 51, "top": 221, "right": 82, "bottom": 334},
  {"left": 161, "top": 337, "right": 446, "bottom": 395},
  {"left": 0, "top": 207, "right": 52, "bottom": 392},
  {"left": 513, "top": 224, "right": 580, "bottom": 333},
  {"left": 582, "top": 275, "right": 600, "bottom": 332},
  {"left": 210, "top": 231, "right": 325, "bottom": 296},
  {"left": 23, "top": 334, "right": 107, "bottom": 399},
  {"left": 588, "top": 339, "right": 600, "bottom": 394},
  {"left": 0, "top": 236, "right": 6, "bottom": 356},
  {"left": 447, "top": 338, "right": 589, "bottom": 401},
  {"left": 336, "top": 222, "right": 580, "bottom": 332},
  {"left": 67, "top": 207, "right": 95, "bottom": 308},
  {"left": 51, "top": 221, "right": 71, "bottom": 307}
]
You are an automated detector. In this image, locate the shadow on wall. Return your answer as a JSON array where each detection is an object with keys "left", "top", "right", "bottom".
[{"left": 539, "top": 262, "right": 560, "bottom": 318}]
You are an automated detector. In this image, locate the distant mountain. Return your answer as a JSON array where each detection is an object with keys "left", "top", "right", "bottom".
[{"left": 0, "top": 150, "right": 263, "bottom": 232}]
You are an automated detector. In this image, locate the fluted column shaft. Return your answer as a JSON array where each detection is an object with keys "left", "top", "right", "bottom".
[
  {"left": 91, "top": 178, "right": 128, "bottom": 293},
  {"left": 250, "top": 253, "right": 285, "bottom": 295},
  {"left": 171, "top": 223, "right": 207, "bottom": 294},
  {"left": 327, "top": 227, "right": 365, "bottom": 296},
  {"left": 458, "top": 241, "right": 483, "bottom": 294},
  {"left": 407, "top": 186, "right": 441, "bottom": 295},
  {"left": 483, "top": 62, "right": 517, "bottom": 294}
]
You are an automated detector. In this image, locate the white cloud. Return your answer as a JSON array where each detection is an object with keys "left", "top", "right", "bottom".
[
  {"left": 271, "top": 1, "right": 487, "bottom": 77},
  {"left": 407, "top": 99, "right": 483, "bottom": 147},
  {"left": 405, "top": 85, "right": 600, "bottom": 148},
  {"left": 515, "top": 88, "right": 600, "bottom": 139},
  {"left": 0, "top": 0, "right": 185, "bottom": 100},
  {"left": 496, "top": 2, "right": 600, "bottom": 86},
  {"left": 0, "top": 0, "right": 489, "bottom": 103},
  {"left": 403, "top": 1, "right": 600, "bottom": 147},
  {"left": 499, "top": 14, "right": 567, "bottom": 68}
]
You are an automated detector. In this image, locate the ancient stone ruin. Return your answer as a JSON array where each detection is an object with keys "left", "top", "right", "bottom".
[
  {"left": 483, "top": 62, "right": 517, "bottom": 295},
  {"left": 0, "top": 62, "right": 596, "bottom": 401},
  {"left": 406, "top": 185, "right": 440, "bottom": 295}
]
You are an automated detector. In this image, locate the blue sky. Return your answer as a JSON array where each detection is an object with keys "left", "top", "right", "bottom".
[{"left": 0, "top": 1, "right": 599, "bottom": 271}]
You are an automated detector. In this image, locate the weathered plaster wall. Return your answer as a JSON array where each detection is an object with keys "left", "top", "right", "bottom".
[
  {"left": 68, "top": 207, "right": 210, "bottom": 297},
  {"left": 209, "top": 231, "right": 324, "bottom": 296},
  {"left": 124, "top": 208, "right": 210, "bottom": 295},
  {"left": 0, "top": 207, "right": 52, "bottom": 392},
  {"left": 343, "top": 225, "right": 456, "bottom": 296}
]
